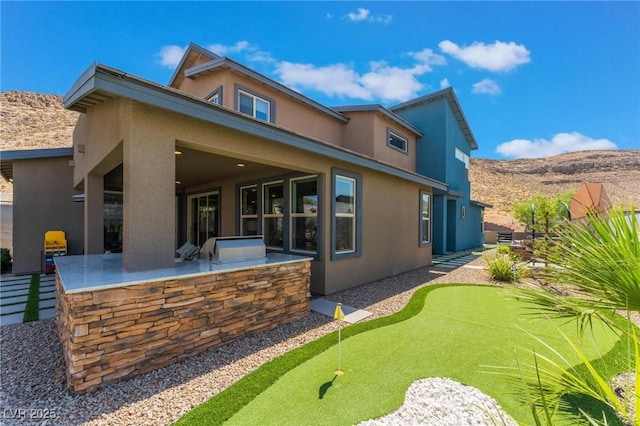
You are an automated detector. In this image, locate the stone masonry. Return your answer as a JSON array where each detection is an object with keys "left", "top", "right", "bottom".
[{"left": 56, "top": 260, "right": 311, "bottom": 393}]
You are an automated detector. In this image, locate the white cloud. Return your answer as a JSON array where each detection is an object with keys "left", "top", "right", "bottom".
[
  {"left": 407, "top": 48, "right": 447, "bottom": 70},
  {"left": 275, "top": 56, "right": 441, "bottom": 102},
  {"left": 207, "top": 41, "right": 252, "bottom": 56},
  {"left": 347, "top": 7, "right": 370, "bottom": 21},
  {"left": 344, "top": 8, "right": 392, "bottom": 24},
  {"left": 275, "top": 61, "right": 372, "bottom": 100},
  {"left": 159, "top": 45, "right": 187, "bottom": 68},
  {"left": 439, "top": 40, "right": 531, "bottom": 72},
  {"left": 496, "top": 132, "right": 618, "bottom": 159},
  {"left": 440, "top": 78, "right": 450, "bottom": 89},
  {"left": 472, "top": 78, "right": 501, "bottom": 95}
]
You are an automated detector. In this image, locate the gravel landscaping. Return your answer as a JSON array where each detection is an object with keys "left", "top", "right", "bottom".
[{"left": 0, "top": 257, "right": 531, "bottom": 425}]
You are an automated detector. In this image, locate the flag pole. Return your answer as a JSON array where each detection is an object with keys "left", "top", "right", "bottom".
[{"left": 334, "top": 302, "right": 345, "bottom": 376}]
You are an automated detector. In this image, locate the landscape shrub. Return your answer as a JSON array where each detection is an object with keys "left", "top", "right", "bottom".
[
  {"left": 496, "top": 244, "right": 511, "bottom": 255},
  {"left": 0, "top": 248, "right": 11, "bottom": 273},
  {"left": 485, "top": 252, "right": 528, "bottom": 282}
]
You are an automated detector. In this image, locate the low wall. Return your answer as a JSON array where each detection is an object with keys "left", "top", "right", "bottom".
[{"left": 56, "top": 260, "right": 311, "bottom": 393}]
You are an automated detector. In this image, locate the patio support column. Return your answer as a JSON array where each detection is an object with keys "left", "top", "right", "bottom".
[
  {"left": 121, "top": 122, "right": 175, "bottom": 271},
  {"left": 84, "top": 172, "right": 104, "bottom": 254}
]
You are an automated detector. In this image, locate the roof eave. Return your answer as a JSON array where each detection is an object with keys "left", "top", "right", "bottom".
[
  {"left": 332, "top": 104, "right": 424, "bottom": 137},
  {"left": 63, "top": 64, "right": 448, "bottom": 192},
  {"left": 390, "top": 87, "right": 478, "bottom": 150}
]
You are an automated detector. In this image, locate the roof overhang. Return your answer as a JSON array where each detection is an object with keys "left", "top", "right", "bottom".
[
  {"left": 390, "top": 87, "right": 478, "bottom": 150},
  {"left": 332, "top": 104, "right": 423, "bottom": 137},
  {"left": 471, "top": 200, "right": 493, "bottom": 209},
  {"left": 0, "top": 148, "right": 74, "bottom": 182},
  {"left": 63, "top": 64, "right": 448, "bottom": 192}
]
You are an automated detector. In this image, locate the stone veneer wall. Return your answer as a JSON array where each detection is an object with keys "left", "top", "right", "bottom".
[{"left": 56, "top": 260, "right": 310, "bottom": 393}]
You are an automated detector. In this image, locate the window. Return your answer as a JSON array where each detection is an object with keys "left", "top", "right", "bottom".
[
  {"left": 332, "top": 169, "right": 362, "bottom": 259},
  {"left": 455, "top": 147, "right": 470, "bottom": 169},
  {"left": 334, "top": 176, "right": 356, "bottom": 253},
  {"left": 291, "top": 176, "right": 318, "bottom": 253},
  {"left": 205, "top": 87, "right": 222, "bottom": 105},
  {"left": 240, "top": 185, "right": 258, "bottom": 236},
  {"left": 387, "top": 129, "right": 408, "bottom": 153},
  {"left": 238, "top": 89, "right": 270, "bottom": 121},
  {"left": 263, "top": 181, "right": 284, "bottom": 249},
  {"left": 419, "top": 190, "right": 431, "bottom": 245}
]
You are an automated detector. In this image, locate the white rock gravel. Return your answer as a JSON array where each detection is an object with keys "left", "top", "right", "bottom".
[
  {"left": 358, "top": 377, "right": 518, "bottom": 426},
  {"left": 0, "top": 256, "right": 520, "bottom": 426}
]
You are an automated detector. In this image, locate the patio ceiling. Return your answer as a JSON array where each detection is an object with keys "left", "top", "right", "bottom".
[{"left": 174, "top": 147, "right": 292, "bottom": 189}]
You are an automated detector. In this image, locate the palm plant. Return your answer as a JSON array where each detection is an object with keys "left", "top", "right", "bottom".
[{"left": 505, "top": 205, "right": 640, "bottom": 425}]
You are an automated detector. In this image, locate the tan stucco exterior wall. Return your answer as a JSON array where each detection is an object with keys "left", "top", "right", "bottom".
[
  {"left": 175, "top": 69, "right": 346, "bottom": 147},
  {"left": 322, "top": 162, "right": 431, "bottom": 294},
  {"left": 341, "top": 112, "right": 375, "bottom": 157},
  {"left": 77, "top": 97, "right": 432, "bottom": 292},
  {"left": 12, "top": 157, "right": 84, "bottom": 274}
]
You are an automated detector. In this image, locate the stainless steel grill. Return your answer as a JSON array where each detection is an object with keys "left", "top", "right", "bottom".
[{"left": 211, "top": 236, "right": 266, "bottom": 263}]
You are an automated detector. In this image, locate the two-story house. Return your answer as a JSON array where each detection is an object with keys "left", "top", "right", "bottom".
[{"left": 2, "top": 42, "right": 488, "bottom": 295}]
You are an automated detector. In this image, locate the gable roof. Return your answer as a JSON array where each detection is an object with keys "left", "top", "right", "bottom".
[
  {"left": 63, "top": 63, "right": 448, "bottom": 192},
  {"left": 390, "top": 87, "right": 478, "bottom": 150},
  {"left": 331, "top": 104, "right": 423, "bottom": 137},
  {"left": 182, "top": 55, "right": 349, "bottom": 123},
  {"left": 167, "top": 43, "right": 220, "bottom": 89}
]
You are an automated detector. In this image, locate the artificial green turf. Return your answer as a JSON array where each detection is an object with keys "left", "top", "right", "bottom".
[
  {"left": 175, "top": 285, "right": 623, "bottom": 425},
  {"left": 22, "top": 274, "right": 40, "bottom": 322}
]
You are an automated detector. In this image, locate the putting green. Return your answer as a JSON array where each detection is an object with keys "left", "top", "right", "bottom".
[{"left": 225, "top": 285, "right": 620, "bottom": 425}]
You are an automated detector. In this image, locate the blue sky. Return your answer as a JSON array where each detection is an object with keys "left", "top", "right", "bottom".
[{"left": 2, "top": 1, "right": 639, "bottom": 159}]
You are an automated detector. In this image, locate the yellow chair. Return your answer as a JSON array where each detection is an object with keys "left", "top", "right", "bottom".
[{"left": 44, "top": 230, "right": 67, "bottom": 256}]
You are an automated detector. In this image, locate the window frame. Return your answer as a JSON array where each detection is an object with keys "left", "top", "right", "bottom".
[
  {"left": 239, "top": 185, "right": 259, "bottom": 236},
  {"left": 290, "top": 175, "right": 319, "bottom": 254},
  {"left": 455, "top": 147, "right": 470, "bottom": 169},
  {"left": 331, "top": 168, "right": 362, "bottom": 260},
  {"left": 387, "top": 128, "right": 409, "bottom": 154},
  {"left": 204, "top": 86, "right": 223, "bottom": 105},
  {"left": 263, "top": 180, "right": 285, "bottom": 250},
  {"left": 419, "top": 190, "right": 431, "bottom": 246},
  {"left": 234, "top": 84, "right": 275, "bottom": 123}
]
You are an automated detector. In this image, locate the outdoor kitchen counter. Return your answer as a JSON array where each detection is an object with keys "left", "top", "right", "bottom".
[
  {"left": 54, "top": 252, "right": 312, "bottom": 293},
  {"left": 54, "top": 253, "right": 312, "bottom": 394}
]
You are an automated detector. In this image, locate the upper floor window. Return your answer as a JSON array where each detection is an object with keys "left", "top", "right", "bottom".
[
  {"left": 238, "top": 89, "right": 270, "bottom": 121},
  {"left": 205, "top": 87, "right": 222, "bottom": 105},
  {"left": 387, "top": 129, "right": 408, "bottom": 154},
  {"left": 455, "top": 147, "right": 470, "bottom": 169}
]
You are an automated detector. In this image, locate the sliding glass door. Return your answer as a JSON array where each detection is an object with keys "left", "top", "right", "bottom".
[{"left": 187, "top": 191, "right": 219, "bottom": 246}]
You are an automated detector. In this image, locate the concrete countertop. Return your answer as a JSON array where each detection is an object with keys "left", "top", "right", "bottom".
[{"left": 55, "top": 253, "right": 312, "bottom": 293}]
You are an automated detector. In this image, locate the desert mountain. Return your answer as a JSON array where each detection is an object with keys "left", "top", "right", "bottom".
[{"left": 1, "top": 91, "right": 638, "bottom": 228}]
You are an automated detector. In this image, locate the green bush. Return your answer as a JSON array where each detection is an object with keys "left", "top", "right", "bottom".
[
  {"left": 485, "top": 252, "right": 528, "bottom": 282},
  {"left": 496, "top": 245, "right": 511, "bottom": 255},
  {"left": 0, "top": 248, "right": 11, "bottom": 273}
]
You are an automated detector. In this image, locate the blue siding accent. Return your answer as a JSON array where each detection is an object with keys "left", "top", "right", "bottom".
[{"left": 394, "top": 94, "right": 484, "bottom": 253}]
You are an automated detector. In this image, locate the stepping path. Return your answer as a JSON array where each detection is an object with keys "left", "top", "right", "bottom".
[
  {"left": 0, "top": 274, "right": 56, "bottom": 326},
  {"left": 431, "top": 246, "right": 493, "bottom": 270}
]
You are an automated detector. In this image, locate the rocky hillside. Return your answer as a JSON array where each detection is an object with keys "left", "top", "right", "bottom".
[
  {"left": 471, "top": 150, "right": 640, "bottom": 229},
  {"left": 0, "top": 91, "right": 78, "bottom": 193},
  {"left": 1, "top": 91, "right": 638, "bottom": 228}
]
